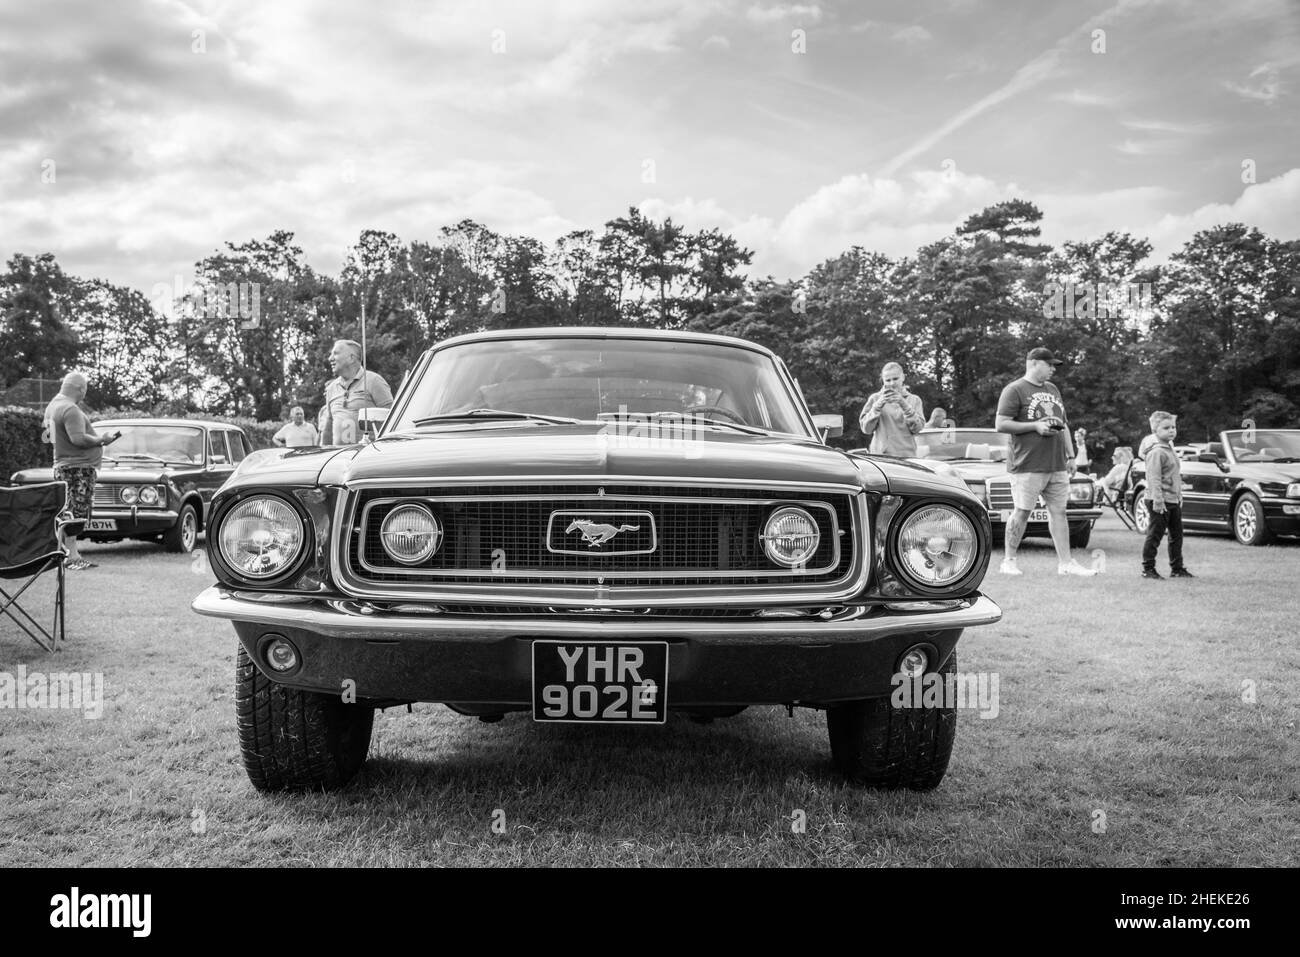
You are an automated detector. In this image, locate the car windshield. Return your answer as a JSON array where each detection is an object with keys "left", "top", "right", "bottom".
[
  {"left": 915, "top": 430, "right": 1010, "bottom": 462},
  {"left": 389, "top": 337, "right": 811, "bottom": 436},
  {"left": 1222, "top": 430, "right": 1300, "bottom": 462},
  {"left": 103, "top": 425, "right": 205, "bottom": 464}
]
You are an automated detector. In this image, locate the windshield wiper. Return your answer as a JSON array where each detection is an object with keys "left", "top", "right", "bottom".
[
  {"left": 1264, "top": 456, "right": 1300, "bottom": 463},
  {"left": 115, "top": 453, "right": 166, "bottom": 463},
  {"left": 413, "top": 409, "right": 579, "bottom": 427}
]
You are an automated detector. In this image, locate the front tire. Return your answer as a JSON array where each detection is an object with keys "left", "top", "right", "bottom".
[
  {"left": 1233, "top": 492, "right": 1272, "bottom": 546},
  {"left": 826, "top": 652, "right": 957, "bottom": 790},
  {"left": 163, "top": 502, "right": 198, "bottom": 553},
  {"left": 235, "top": 646, "right": 374, "bottom": 792}
]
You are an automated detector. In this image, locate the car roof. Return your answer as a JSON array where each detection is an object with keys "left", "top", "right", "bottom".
[
  {"left": 96, "top": 418, "right": 241, "bottom": 431},
  {"left": 426, "top": 326, "right": 780, "bottom": 360}
]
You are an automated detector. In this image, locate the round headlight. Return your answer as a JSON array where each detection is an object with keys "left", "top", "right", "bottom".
[
  {"left": 218, "top": 496, "right": 305, "bottom": 580},
  {"left": 138, "top": 486, "right": 160, "bottom": 505},
  {"left": 760, "top": 506, "right": 821, "bottom": 568},
  {"left": 119, "top": 486, "right": 138, "bottom": 504},
  {"left": 896, "top": 505, "right": 978, "bottom": 587},
  {"left": 380, "top": 504, "right": 441, "bottom": 564}
]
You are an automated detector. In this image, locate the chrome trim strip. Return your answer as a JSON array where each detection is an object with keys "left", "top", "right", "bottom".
[
  {"left": 332, "top": 486, "right": 870, "bottom": 607},
  {"left": 351, "top": 494, "right": 840, "bottom": 579},
  {"left": 343, "top": 475, "right": 864, "bottom": 493},
  {"left": 193, "top": 586, "right": 1000, "bottom": 639}
]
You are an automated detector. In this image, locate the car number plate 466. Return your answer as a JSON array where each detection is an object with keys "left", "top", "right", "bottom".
[
  {"left": 998, "top": 509, "right": 1050, "bottom": 523},
  {"left": 532, "top": 641, "right": 668, "bottom": 724}
]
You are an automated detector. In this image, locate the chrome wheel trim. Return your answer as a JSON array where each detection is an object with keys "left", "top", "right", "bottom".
[
  {"left": 182, "top": 508, "right": 198, "bottom": 550},
  {"left": 1134, "top": 499, "right": 1150, "bottom": 532},
  {"left": 1235, "top": 500, "right": 1257, "bottom": 542}
]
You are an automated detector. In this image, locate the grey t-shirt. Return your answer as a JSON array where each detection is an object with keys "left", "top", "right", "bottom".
[
  {"left": 996, "top": 378, "right": 1070, "bottom": 473},
  {"left": 44, "top": 394, "right": 103, "bottom": 469}
]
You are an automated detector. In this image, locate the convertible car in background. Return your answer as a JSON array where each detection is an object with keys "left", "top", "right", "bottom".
[
  {"left": 193, "top": 327, "right": 1002, "bottom": 793},
  {"left": 11, "top": 418, "right": 252, "bottom": 553},
  {"left": 1127, "top": 428, "right": 1300, "bottom": 545},
  {"left": 861, "top": 428, "right": 1102, "bottom": 548}
]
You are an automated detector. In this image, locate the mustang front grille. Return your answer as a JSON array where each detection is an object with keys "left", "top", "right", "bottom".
[{"left": 334, "top": 480, "right": 868, "bottom": 606}]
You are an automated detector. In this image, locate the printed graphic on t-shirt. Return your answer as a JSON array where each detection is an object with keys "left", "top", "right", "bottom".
[{"left": 1025, "top": 392, "right": 1064, "bottom": 421}]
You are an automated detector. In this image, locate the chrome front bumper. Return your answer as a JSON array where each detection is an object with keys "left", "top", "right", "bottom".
[{"left": 192, "top": 586, "right": 1002, "bottom": 641}]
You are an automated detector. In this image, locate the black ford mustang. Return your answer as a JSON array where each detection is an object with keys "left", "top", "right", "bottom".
[{"left": 192, "top": 328, "right": 1002, "bottom": 792}]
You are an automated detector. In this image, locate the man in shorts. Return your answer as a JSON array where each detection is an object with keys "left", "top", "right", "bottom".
[
  {"left": 43, "top": 372, "right": 119, "bottom": 570},
  {"left": 995, "top": 347, "right": 1097, "bottom": 577}
]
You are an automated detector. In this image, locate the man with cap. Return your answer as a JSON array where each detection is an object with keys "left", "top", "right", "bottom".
[{"left": 994, "top": 346, "right": 1097, "bottom": 577}]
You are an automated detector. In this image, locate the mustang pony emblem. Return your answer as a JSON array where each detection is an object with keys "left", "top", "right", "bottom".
[{"left": 565, "top": 519, "right": 640, "bottom": 547}]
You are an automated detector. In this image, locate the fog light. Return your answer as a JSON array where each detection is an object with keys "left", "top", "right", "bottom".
[
  {"left": 897, "top": 646, "right": 929, "bottom": 678},
  {"left": 264, "top": 636, "right": 299, "bottom": 673}
]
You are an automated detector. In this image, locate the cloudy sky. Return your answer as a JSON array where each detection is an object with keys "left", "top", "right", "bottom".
[{"left": 1, "top": 0, "right": 1297, "bottom": 291}]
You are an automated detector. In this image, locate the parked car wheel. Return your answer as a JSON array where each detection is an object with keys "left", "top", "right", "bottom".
[
  {"left": 826, "top": 652, "right": 957, "bottom": 790},
  {"left": 1068, "top": 522, "right": 1092, "bottom": 549},
  {"left": 1233, "top": 492, "right": 1272, "bottom": 546},
  {"left": 163, "top": 502, "right": 199, "bottom": 553},
  {"left": 1132, "top": 495, "right": 1150, "bottom": 533},
  {"left": 235, "top": 646, "right": 374, "bottom": 792}
]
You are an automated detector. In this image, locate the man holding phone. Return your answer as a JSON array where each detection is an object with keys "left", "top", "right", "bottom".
[
  {"left": 43, "top": 371, "right": 119, "bottom": 570},
  {"left": 859, "top": 361, "right": 926, "bottom": 456},
  {"left": 995, "top": 347, "right": 1095, "bottom": 577}
]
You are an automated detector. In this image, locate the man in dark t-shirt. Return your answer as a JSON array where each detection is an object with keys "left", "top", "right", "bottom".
[{"left": 994, "top": 347, "right": 1097, "bottom": 577}]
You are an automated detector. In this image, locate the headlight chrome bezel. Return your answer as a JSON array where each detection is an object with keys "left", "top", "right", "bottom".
[
  {"left": 212, "top": 492, "right": 310, "bottom": 585},
  {"left": 759, "top": 505, "right": 823, "bottom": 568},
  {"left": 891, "top": 502, "right": 982, "bottom": 593},
  {"left": 379, "top": 503, "right": 443, "bottom": 565}
]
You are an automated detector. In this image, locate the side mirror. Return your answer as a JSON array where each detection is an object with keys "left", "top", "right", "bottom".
[
  {"left": 359, "top": 407, "right": 388, "bottom": 442},
  {"left": 813, "top": 413, "right": 843, "bottom": 440}
]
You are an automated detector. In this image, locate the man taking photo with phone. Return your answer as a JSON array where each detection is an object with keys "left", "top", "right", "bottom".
[
  {"left": 859, "top": 361, "right": 926, "bottom": 457},
  {"left": 995, "top": 347, "right": 1097, "bottom": 578}
]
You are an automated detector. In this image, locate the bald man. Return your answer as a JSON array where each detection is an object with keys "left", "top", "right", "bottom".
[
  {"left": 859, "top": 362, "right": 926, "bottom": 456},
  {"left": 43, "top": 372, "right": 119, "bottom": 569},
  {"left": 321, "top": 339, "right": 393, "bottom": 445}
]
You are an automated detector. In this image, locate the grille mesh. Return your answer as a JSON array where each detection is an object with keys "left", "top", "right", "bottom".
[{"left": 348, "top": 484, "right": 854, "bottom": 587}]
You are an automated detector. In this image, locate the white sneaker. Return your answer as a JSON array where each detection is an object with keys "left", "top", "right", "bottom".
[
  {"left": 999, "top": 557, "right": 1022, "bottom": 576},
  {"left": 1059, "top": 560, "right": 1098, "bottom": 577}
]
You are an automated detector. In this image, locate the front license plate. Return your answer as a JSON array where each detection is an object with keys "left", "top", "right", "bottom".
[
  {"left": 86, "top": 519, "right": 117, "bottom": 531},
  {"left": 997, "top": 509, "right": 1051, "bottom": 523},
  {"left": 532, "top": 641, "right": 668, "bottom": 724}
]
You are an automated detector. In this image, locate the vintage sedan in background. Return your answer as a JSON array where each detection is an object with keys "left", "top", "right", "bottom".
[
  {"left": 192, "top": 328, "right": 1002, "bottom": 793},
  {"left": 858, "top": 428, "right": 1101, "bottom": 548},
  {"left": 11, "top": 418, "right": 252, "bottom": 552},
  {"left": 1128, "top": 428, "right": 1300, "bottom": 545}
]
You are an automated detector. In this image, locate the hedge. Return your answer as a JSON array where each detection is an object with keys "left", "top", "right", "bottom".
[
  {"left": 0, "top": 405, "right": 285, "bottom": 482},
  {"left": 0, "top": 406, "right": 50, "bottom": 482}
]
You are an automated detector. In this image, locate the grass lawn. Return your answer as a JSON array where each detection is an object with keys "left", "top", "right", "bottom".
[{"left": 2, "top": 514, "right": 1296, "bottom": 867}]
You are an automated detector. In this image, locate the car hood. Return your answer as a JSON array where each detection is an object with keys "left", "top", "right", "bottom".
[
  {"left": 11, "top": 464, "right": 191, "bottom": 484},
  {"left": 337, "top": 426, "right": 866, "bottom": 487},
  {"left": 914, "top": 460, "right": 1009, "bottom": 482}
]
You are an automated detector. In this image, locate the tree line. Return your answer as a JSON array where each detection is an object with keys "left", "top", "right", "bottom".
[{"left": 3, "top": 200, "right": 1298, "bottom": 458}]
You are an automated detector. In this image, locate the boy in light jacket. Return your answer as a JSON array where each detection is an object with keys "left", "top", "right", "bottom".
[{"left": 1142, "top": 411, "right": 1194, "bottom": 579}]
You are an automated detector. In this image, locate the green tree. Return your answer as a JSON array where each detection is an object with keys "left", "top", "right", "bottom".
[{"left": 0, "top": 252, "right": 80, "bottom": 389}]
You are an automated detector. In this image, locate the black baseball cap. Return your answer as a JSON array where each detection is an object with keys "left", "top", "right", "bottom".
[{"left": 1027, "top": 346, "right": 1064, "bottom": 365}]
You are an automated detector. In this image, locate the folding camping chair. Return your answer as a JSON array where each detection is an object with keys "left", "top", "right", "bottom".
[
  {"left": 1096, "top": 457, "right": 1139, "bottom": 531},
  {"left": 0, "top": 481, "right": 69, "bottom": 652}
]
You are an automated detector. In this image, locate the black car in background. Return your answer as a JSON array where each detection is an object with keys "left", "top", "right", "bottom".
[
  {"left": 11, "top": 418, "right": 253, "bottom": 552},
  {"left": 1128, "top": 428, "right": 1300, "bottom": 545}
]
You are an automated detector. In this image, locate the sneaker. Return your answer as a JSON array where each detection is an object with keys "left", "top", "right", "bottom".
[
  {"left": 1059, "top": 560, "right": 1098, "bottom": 577},
  {"left": 1141, "top": 568, "right": 1164, "bottom": 580},
  {"left": 999, "top": 557, "right": 1023, "bottom": 576},
  {"left": 1169, "top": 568, "right": 1194, "bottom": 578}
]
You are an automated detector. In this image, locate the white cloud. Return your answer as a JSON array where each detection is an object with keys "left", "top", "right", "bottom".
[
  {"left": 892, "top": 25, "right": 933, "bottom": 44},
  {"left": 1140, "top": 169, "right": 1300, "bottom": 259},
  {"left": 1225, "top": 62, "right": 1282, "bottom": 102},
  {"left": 702, "top": 34, "right": 731, "bottom": 49},
  {"left": 745, "top": 3, "right": 823, "bottom": 24}
]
